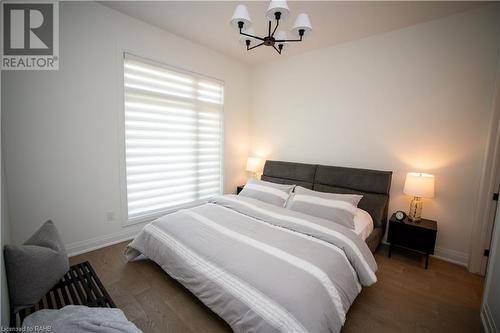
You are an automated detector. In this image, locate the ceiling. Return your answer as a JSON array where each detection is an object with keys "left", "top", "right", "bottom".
[{"left": 102, "top": 1, "right": 488, "bottom": 66}]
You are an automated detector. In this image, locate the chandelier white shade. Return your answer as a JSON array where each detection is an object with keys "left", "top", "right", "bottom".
[
  {"left": 230, "top": 4, "right": 252, "bottom": 29},
  {"left": 266, "top": 0, "right": 290, "bottom": 21},
  {"left": 230, "top": 0, "right": 312, "bottom": 55},
  {"left": 292, "top": 13, "right": 312, "bottom": 36},
  {"left": 239, "top": 27, "right": 257, "bottom": 46},
  {"left": 274, "top": 30, "right": 288, "bottom": 50}
]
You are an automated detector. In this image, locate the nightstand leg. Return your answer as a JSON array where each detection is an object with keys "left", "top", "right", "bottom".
[
  {"left": 425, "top": 253, "right": 429, "bottom": 269},
  {"left": 388, "top": 244, "right": 392, "bottom": 258}
]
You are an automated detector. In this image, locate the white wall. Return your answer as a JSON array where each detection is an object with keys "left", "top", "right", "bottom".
[
  {"left": 250, "top": 5, "right": 500, "bottom": 264},
  {"left": 1, "top": 2, "right": 251, "bottom": 253},
  {"left": 482, "top": 201, "right": 500, "bottom": 332}
]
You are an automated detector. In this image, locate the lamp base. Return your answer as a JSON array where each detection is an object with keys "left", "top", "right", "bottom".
[{"left": 408, "top": 197, "right": 423, "bottom": 222}]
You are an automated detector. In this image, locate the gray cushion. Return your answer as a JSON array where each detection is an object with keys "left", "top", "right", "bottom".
[
  {"left": 4, "top": 221, "right": 69, "bottom": 311},
  {"left": 239, "top": 178, "right": 295, "bottom": 207}
]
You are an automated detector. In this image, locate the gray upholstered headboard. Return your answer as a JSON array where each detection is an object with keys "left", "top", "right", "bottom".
[
  {"left": 261, "top": 160, "right": 317, "bottom": 189},
  {"left": 262, "top": 160, "right": 392, "bottom": 241}
]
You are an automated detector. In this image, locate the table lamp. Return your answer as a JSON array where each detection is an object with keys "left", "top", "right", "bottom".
[
  {"left": 246, "top": 157, "right": 263, "bottom": 178},
  {"left": 403, "top": 172, "right": 435, "bottom": 222}
]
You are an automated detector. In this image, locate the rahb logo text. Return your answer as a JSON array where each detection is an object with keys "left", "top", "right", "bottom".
[{"left": 2, "top": 1, "right": 59, "bottom": 70}]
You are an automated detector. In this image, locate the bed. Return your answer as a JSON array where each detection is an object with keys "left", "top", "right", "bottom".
[{"left": 125, "top": 160, "right": 392, "bottom": 333}]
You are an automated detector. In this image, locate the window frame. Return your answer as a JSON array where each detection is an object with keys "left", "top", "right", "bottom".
[{"left": 118, "top": 51, "right": 225, "bottom": 227}]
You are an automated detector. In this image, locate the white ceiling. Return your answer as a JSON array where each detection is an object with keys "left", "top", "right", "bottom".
[{"left": 102, "top": 1, "right": 487, "bottom": 66}]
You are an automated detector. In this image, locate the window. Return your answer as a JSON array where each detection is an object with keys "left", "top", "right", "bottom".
[{"left": 123, "top": 53, "right": 224, "bottom": 223}]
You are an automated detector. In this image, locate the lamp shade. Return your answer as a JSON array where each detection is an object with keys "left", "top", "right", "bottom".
[
  {"left": 274, "top": 30, "right": 288, "bottom": 51},
  {"left": 403, "top": 172, "right": 435, "bottom": 198},
  {"left": 291, "top": 13, "right": 312, "bottom": 37},
  {"left": 239, "top": 27, "right": 257, "bottom": 46},
  {"left": 230, "top": 4, "right": 252, "bottom": 29},
  {"left": 274, "top": 30, "right": 287, "bottom": 42},
  {"left": 266, "top": 0, "right": 290, "bottom": 21},
  {"left": 246, "top": 157, "right": 263, "bottom": 173}
]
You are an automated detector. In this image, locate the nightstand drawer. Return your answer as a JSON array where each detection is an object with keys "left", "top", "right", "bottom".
[{"left": 388, "top": 221, "right": 437, "bottom": 254}]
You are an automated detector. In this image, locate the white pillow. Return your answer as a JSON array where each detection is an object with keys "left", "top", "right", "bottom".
[
  {"left": 239, "top": 178, "right": 295, "bottom": 207},
  {"left": 353, "top": 208, "right": 374, "bottom": 240},
  {"left": 294, "top": 186, "right": 363, "bottom": 206},
  {"left": 287, "top": 186, "right": 363, "bottom": 229}
]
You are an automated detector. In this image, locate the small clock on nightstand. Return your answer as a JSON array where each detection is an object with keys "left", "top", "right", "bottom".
[{"left": 394, "top": 210, "right": 406, "bottom": 222}]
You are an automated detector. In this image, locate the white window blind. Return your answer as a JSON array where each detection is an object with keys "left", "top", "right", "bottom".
[{"left": 123, "top": 54, "right": 224, "bottom": 223}]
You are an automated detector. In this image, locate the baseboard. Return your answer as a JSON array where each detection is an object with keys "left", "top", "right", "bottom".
[
  {"left": 433, "top": 246, "right": 469, "bottom": 267},
  {"left": 481, "top": 303, "right": 498, "bottom": 333},
  {"left": 65, "top": 224, "right": 145, "bottom": 257},
  {"left": 381, "top": 241, "right": 469, "bottom": 267}
]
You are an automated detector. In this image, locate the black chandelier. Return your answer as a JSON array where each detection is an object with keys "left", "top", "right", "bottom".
[{"left": 230, "top": 1, "right": 312, "bottom": 55}]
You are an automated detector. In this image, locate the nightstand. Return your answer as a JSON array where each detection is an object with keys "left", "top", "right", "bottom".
[
  {"left": 236, "top": 185, "right": 244, "bottom": 194},
  {"left": 387, "top": 213, "right": 437, "bottom": 269}
]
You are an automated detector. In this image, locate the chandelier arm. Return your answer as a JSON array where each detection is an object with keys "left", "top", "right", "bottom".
[
  {"left": 268, "top": 21, "right": 272, "bottom": 37},
  {"left": 275, "top": 35, "right": 304, "bottom": 43},
  {"left": 239, "top": 31, "right": 265, "bottom": 41},
  {"left": 271, "top": 19, "right": 280, "bottom": 37},
  {"left": 248, "top": 42, "right": 265, "bottom": 51},
  {"left": 272, "top": 45, "right": 282, "bottom": 54}
]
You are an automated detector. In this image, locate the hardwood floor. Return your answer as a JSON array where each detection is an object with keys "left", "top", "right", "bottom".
[{"left": 70, "top": 242, "right": 484, "bottom": 333}]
